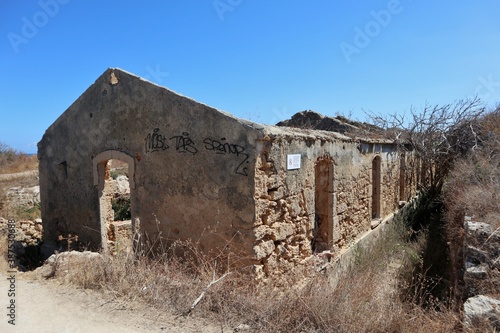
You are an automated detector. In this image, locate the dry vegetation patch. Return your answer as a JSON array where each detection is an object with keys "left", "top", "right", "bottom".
[
  {"left": 39, "top": 219, "right": 467, "bottom": 332},
  {"left": 0, "top": 142, "right": 40, "bottom": 220},
  {"left": 0, "top": 142, "right": 38, "bottom": 174}
]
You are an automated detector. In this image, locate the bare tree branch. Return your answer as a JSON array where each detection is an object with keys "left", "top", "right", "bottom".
[
  {"left": 184, "top": 269, "right": 232, "bottom": 316},
  {"left": 367, "top": 97, "right": 486, "bottom": 194}
]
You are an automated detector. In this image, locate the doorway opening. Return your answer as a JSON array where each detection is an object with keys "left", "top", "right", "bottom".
[
  {"left": 94, "top": 151, "right": 135, "bottom": 255},
  {"left": 372, "top": 155, "right": 381, "bottom": 219},
  {"left": 314, "top": 157, "right": 334, "bottom": 252}
]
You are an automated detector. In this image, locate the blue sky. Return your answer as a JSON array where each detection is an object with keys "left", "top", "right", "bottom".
[{"left": 1, "top": 0, "right": 499, "bottom": 154}]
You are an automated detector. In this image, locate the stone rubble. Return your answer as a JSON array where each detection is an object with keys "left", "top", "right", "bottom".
[
  {"left": 5, "top": 185, "right": 40, "bottom": 207},
  {"left": 463, "top": 216, "right": 500, "bottom": 328},
  {"left": 0, "top": 217, "right": 42, "bottom": 246}
]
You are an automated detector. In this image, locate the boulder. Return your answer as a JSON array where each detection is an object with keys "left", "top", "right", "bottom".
[
  {"left": 35, "top": 251, "right": 102, "bottom": 279},
  {"left": 464, "top": 295, "right": 500, "bottom": 329}
]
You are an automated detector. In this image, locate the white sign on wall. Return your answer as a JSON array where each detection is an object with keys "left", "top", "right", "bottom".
[{"left": 287, "top": 154, "right": 301, "bottom": 170}]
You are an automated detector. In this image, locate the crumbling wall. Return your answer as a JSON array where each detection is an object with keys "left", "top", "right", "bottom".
[
  {"left": 335, "top": 159, "right": 371, "bottom": 244},
  {"left": 0, "top": 217, "right": 43, "bottom": 247},
  {"left": 253, "top": 135, "right": 315, "bottom": 280},
  {"left": 380, "top": 150, "right": 400, "bottom": 218},
  {"left": 253, "top": 130, "right": 407, "bottom": 280}
]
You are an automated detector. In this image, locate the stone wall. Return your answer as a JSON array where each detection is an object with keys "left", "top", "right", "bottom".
[
  {"left": 5, "top": 186, "right": 40, "bottom": 208},
  {"left": 252, "top": 128, "right": 412, "bottom": 280},
  {"left": 253, "top": 137, "right": 313, "bottom": 279}
]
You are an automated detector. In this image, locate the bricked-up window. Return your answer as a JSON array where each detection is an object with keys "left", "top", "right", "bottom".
[
  {"left": 314, "top": 158, "right": 334, "bottom": 252},
  {"left": 372, "top": 155, "right": 381, "bottom": 219},
  {"left": 399, "top": 153, "right": 406, "bottom": 201}
]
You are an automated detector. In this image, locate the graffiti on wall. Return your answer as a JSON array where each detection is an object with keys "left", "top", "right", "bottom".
[
  {"left": 144, "top": 129, "right": 249, "bottom": 176},
  {"left": 170, "top": 132, "right": 198, "bottom": 155},
  {"left": 144, "top": 128, "right": 169, "bottom": 153},
  {"left": 203, "top": 137, "right": 249, "bottom": 176}
]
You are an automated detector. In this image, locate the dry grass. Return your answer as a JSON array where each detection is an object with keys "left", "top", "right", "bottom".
[
  {"left": 47, "top": 219, "right": 468, "bottom": 333},
  {"left": 0, "top": 143, "right": 40, "bottom": 220},
  {"left": 0, "top": 153, "right": 38, "bottom": 174}
]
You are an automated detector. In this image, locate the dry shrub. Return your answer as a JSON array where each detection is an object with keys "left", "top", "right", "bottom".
[
  {"left": 0, "top": 152, "right": 38, "bottom": 174},
  {"left": 443, "top": 110, "right": 500, "bottom": 302},
  {"left": 60, "top": 238, "right": 246, "bottom": 316},
  {"left": 445, "top": 155, "right": 500, "bottom": 228}
]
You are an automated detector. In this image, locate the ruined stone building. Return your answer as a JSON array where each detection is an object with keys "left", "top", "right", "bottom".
[{"left": 38, "top": 68, "right": 418, "bottom": 278}]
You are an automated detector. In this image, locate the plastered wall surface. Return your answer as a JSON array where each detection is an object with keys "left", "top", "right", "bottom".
[{"left": 39, "top": 68, "right": 261, "bottom": 258}]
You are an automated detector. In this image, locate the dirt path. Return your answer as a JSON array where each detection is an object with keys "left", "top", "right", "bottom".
[{"left": 0, "top": 271, "right": 224, "bottom": 333}]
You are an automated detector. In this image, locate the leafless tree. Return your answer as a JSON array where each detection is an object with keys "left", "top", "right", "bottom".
[
  {"left": 0, "top": 142, "right": 11, "bottom": 154},
  {"left": 368, "top": 97, "right": 485, "bottom": 194}
]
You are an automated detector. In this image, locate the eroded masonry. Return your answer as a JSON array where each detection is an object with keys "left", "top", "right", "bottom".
[{"left": 38, "top": 68, "right": 419, "bottom": 279}]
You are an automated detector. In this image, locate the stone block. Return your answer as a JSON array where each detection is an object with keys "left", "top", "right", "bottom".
[
  {"left": 254, "top": 225, "right": 272, "bottom": 241},
  {"left": 465, "top": 263, "right": 489, "bottom": 280},
  {"left": 266, "top": 175, "right": 281, "bottom": 189},
  {"left": 254, "top": 239, "right": 275, "bottom": 260},
  {"left": 286, "top": 196, "right": 302, "bottom": 218},
  {"left": 271, "top": 222, "right": 295, "bottom": 241},
  {"left": 465, "top": 221, "right": 492, "bottom": 237},
  {"left": 269, "top": 187, "right": 285, "bottom": 201},
  {"left": 337, "top": 203, "right": 348, "bottom": 214},
  {"left": 466, "top": 246, "right": 488, "bottom": 264}
]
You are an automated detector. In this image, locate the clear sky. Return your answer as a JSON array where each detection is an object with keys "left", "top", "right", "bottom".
[{"left": 1, "top": 0, "right": 499, "bottom": 154}]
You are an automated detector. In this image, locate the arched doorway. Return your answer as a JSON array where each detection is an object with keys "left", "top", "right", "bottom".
[
  {"left": 372, "top": 155, "right": 381, "bottom": 219},
  {"left": 314, "top": 157, "right": 334, "bottom": 252},
  {"left": 93, "top": 150, "right": 135, "bottom": 254}
]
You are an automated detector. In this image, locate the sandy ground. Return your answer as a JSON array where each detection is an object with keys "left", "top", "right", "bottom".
[{"left": 0, "top": 270, "right": 225, "bottom": 333}]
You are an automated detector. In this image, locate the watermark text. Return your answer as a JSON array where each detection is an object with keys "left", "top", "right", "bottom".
[
  {"left": 213, "top": 0, "right": 243, "bottom": 21},
  {"left": 7, "top": 0, "right": 71, "bottom": 53},
  {"left": 6, "top": 219, "right": 17, "bottom": 325}
]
